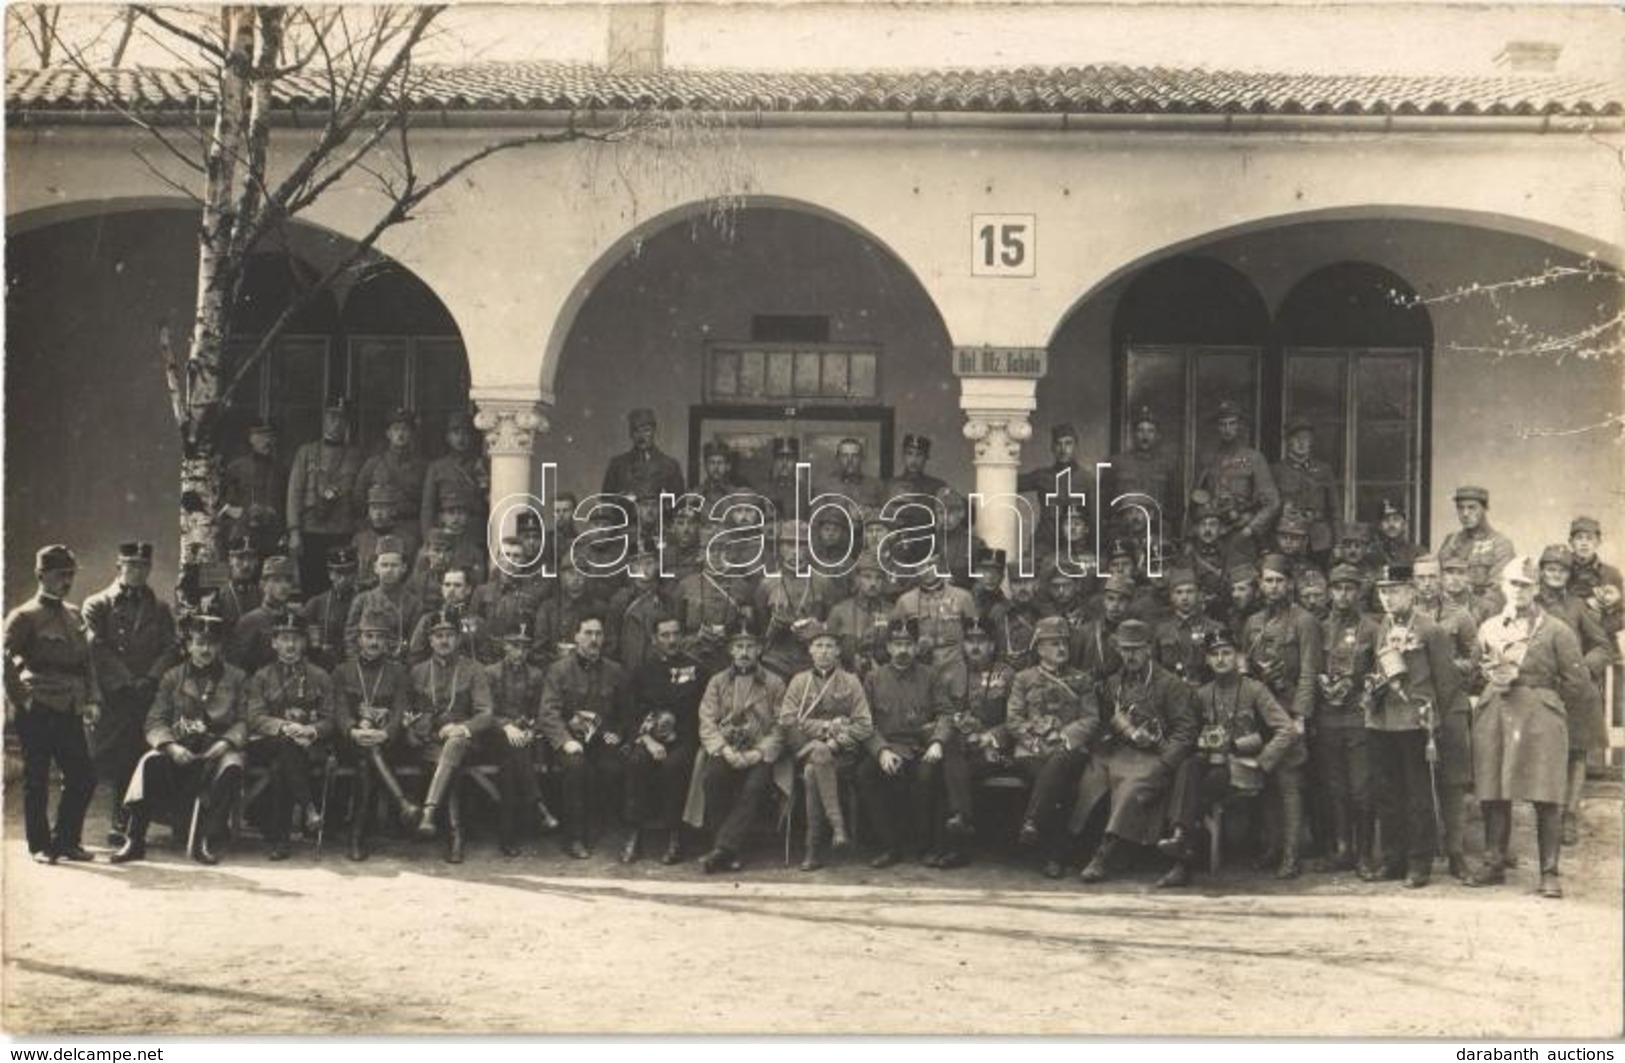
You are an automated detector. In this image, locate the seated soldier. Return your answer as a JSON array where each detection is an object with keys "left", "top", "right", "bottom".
[
  {"left": 245, "top": 615, "right": 337, "bottom": 860},
  {"left": 484, "top": 621, "right": 560, "bottom": 857},
  {"left": 779, "top": 624, "right": 875, "bottom": 871},
  {"left": 112, "top": 615, "right": 248, "bottom": 866},
  {"left": 858, "top": 618, "right": 954, "bottom": 869},
  {"left": 536, "top": 612, "right": 629, "bottom": 859},
  {"left": 622, "top": 616, "right": 710, "bottom": 865},
  {"left": 1006, "top": 616, "right": 1098, "bottom": 879},
  {"left": 1078, "top": 619, "right": 1197, "bottom": 884},
  {"left": 694, "top": 621, "right": 786, "bottom": 874},
  {"left": 935, "top": 616, "right": 1015, "bottom": 867},
  {"left": 1155, "top": 628, "right": 1300, "bottom": 887},
  {"left": 332, "top": 608, "right": 419, "bottom": 861},
  {"left": 406, "top": 611, "right": 496, "bottom": 863}
]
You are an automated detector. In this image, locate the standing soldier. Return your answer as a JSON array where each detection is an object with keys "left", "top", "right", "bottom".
[
  {"left": 991, "top": 564, "right": 1044, "bottom": 673},
  {"left": 1361, "top": 563, "right": 1464, "bottom": 888},
  {"left": 883, "top": 434, "right": 948, "bottom": 506},
  {"left": 1272, "top": 417, "right": 1339, "bottom": 560},
  {"left": 1192, "top": 400, "right": 1280, "bottom": 562},
  {"left": 1007, "top": 617, "right": 1098, "bottom": 879},
  {"left": 216, "top": 538, "right": 263, "bottom": 637},
  {"left": 407, "top": 611, "right": 496, "bottom": 863},
  {"left": 420, "top": 410, "right": 490, "bottom": 545},
  {"left": 815, "top": 437, "right": 886, "bottom": 518},
  {"left": 621, "top": 617, "right": 709, "bottom": 865},
  {"left": 112, "top": 614, "right": 246, "bottom": 865},
  {"left": 83, "top": 541, "right": 177, "bottom": 847},
  {"left": 1104, "top": 407, "right": 1178, "bottom": 544},
  {"left": 221, "top": 418, "right": 288, "bottom": 558},
  {"left": 1018, "top": 423, "right": 1088, "bottom": 555},
  {"left": 761, "top": 437, "right": 803, "bottom": 522},
  {"left": 1240, "top": 554, "right": 1321, "bottom": 878},
  {"left": 1313, "top": 564, "right": 1381, "bottom": 872},
  {"left": 1154, "top": 628, "right": 1299, "bottom": 887},
  {"left": 302, "top": 547, "right": 360, "bottom": 671},
  {"left": 779, "top": 624, "right": 874, "bottom": 871},
  {"left": 1073, "top": 573, "right": 1136, "bottom": 682},
  {"left": 406, "top": 567, "right": 483, "bottom": 665},
  {"left": 472, "top": 537, "right": 547, "bottom": 663},
  {"left": 1296, "top": 568, "right": 1330, "bottom": 621},
  {"left": 226, "top": 554, "right": 301, "bottom": 675},
  {"left": 1437, "top": 485, "right": 1517, "bottom": 583},
  {"left": 692, "top": 622, "right": 785, "bottom": 874},
  {"left": 245, "top": 616, "right": 337, "bottom": 860},
  {"left": 1467, "top": 557, "right": 1595, "bottom": 898},
  {"left": 601, "top": 408, "right": 686, "bottom": 515},
  {"left": 332, "top": 608, "right": 419, "bottom": 861},
  {"left": 484, "top": 622, "right": 560, "bottom": 857},
  {"left": 935, "top": 616, "right": 1015, "bottom": 866},
  {"left": 353, "top": 483, "right": 420, "bottom": 582},
  {"left": 1179, "top": 503, "right": 1242, "bottom": 622},
  {"left": 5, "top": 545, "right": 101, "bottom": 864},
  {"left": 1410, "top": 555, "right": 1478, "bottom": 877},
  {"left": 695, "top": 440, "right": 751, "bottom": 509},
  {"left": 858, "top": 619, "right": 954, "bottom": 869},
  {"left": 1152, "top": 568, "right": 1225, "bottom": 688},
  {"left": 826, "top": 550, "right": 893, "bottom": 677},
  {"left": 1078, "top": 619, "right": 1198, "bottom": 884},
  {"left": 1566, "top": 516, "right": 1622, "bottom": 602},
  {"left": 343, "top": 537, "right": 423, "bottom": 660},
  {"left": 1372, "top": 498, "right": 1423, "bottom": 568},
  {"left": 537, "top": 613, "right": 629, "bottom": 859},
  {"left": 287, "top": 399, "right": 364, "bottom": 597},
  {"left": 1439, "top": 555, "right": 1495, "bottom": 624},
  {"left": 891, "top": 559, "right": 977, "bottom": 672},
  {"left": 536, "top": 563, "right": 609, "bottom": 666},
  {"left": 356, "top": 407, "right": 427, "bottom": 530},
  {"left": 608, "top": 541, "right": 682, "bottom": 673},
  {"left": 969, "top": 547, "right": 1008, "bottom": 625},
  {"left": 427, "top": 488, "right": 489, "bottom": 585}
]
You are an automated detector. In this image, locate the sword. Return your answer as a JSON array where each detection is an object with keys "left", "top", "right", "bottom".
[
  {"left": 1420, "top": 699, "right": 1445, "bottom": 854},
  {"left": 315, "top": 752, "right": 337, "bottom": 856},
  {"left": 186, "top": 794, "right": 203, "bottom": 858}
]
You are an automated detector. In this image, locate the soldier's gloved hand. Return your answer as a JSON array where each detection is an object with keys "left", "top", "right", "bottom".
[
  {"left": 922, "top": 741, "right": 944, "bottom": 765},
  {"left": 878, "top": 749, "right": 904, "bottom": 775},
  {"left": 721, "top": 747, "right": 744, "bottom": 769},
  {"left": 167, "top": 742, "right": 196, "bottom": 766},
  {"left": 503, "top": 723, "right": 527, "bottom": 748},
  {"left": 642, "top": 734, "right": 667, "bottom": 761},
  {"left": 561, "top": 739, "right": 585, "bottom": 756}
]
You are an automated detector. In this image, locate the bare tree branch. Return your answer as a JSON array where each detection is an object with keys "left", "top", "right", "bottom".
[
  {"left": 130, "top": 4, "right": 226, "bottom": 61},
  {"left": 109, "top": 7, "right": 138, "bottom": 67}
]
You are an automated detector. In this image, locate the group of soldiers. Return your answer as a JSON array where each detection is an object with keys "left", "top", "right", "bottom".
[{"left": 5, "top": 400, "right": 1619, "bottom": 901}]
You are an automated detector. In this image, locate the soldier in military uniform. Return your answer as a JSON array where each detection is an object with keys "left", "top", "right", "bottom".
[
  {"left": 5, "top": 545, "right": 101, "bottom": 864},
  {"left": 779, "top": 624, "right": 875, "bottom": 871},
  {"left": 1018, "top": 423, "right": 1088, "bottom": 555},
  {"left": 245, "top": 616, "right": 337, "bottom": 859},
  {"left": 302, "top": 547, "right": 360, "bottom": 671},
  {"left": 969, "top": 546, "right": 1008, "bottom": 624},
  {"left": 484, "top": 621, "right": 559, "bottom": 857},
  {"left": 1077, "top": 619, "right": 1198, "bottom": 884},
  {"left": 1566, "top": 516, "right": 1622, "bottom": 601},
  {"left": 1273, "top": 417, "right": 1339, "bottom": 559},
  {"left": 112, "top": 614, "right": 247, "bottom": 865},
  {"left": 857, "top": 619, "right": 954, "bottom": 868},
  {"left": 756, "top": 522, "right": 833, "bottom": 681},
  {"left": 891, "top": 560, "right": 977, "bottom": 671},
  {"left": 1177, "top": 503, "right": 1244, "bottom": 622},
  {"left": 343, "top": 536, "right": 422, "bottom": 659},
  {"left": 406, "top": 528, "right": 456, "bottom": 615},
  {"left": 287, "top": 400, "right": 364, "bottom": 597},
  {"left": 83, "top": 541, "right": 177, "bottom": 846},
  {"left": 621, "top": 617, "right": 710, "bottom": 865},
  {"left": 760, "top": 437, "right": 803, "bottom": 522},
  {"left": 356, "top": 407, "right": 427, "bottom": 529},
  {"left": 1270, "top": 512, "right": 1317, "bottom": 579},
  {"left": 1437, "top": 485, "right": 1517, "bottom": 583},
  {"left": 1373, "top": 498, "right": 1423, "bottom": 568},
  {"left": 815, "top": 437, "right": 885, "bottom": 518},
  {"left": 332, "top": 608, "right": 419, "bottom": 861},
  {"left": 536, "top": 563, "right": 610, "bottom": 666},
  {"left": 216, "top": 537, "right": 263, "bottom": 637},
  {"left": 472, "top": 537, "right": 547, "bottom": 664},
  {"left": 825, "top": 550, "right": 893, "bottom": 677},
  {"left": 406, "top": 567, "right": 484, "bottom": 664},
  {"left": 1154, "top": 627, "right": 1299, "bottom": 887},
  {"left": 692, "top": 622, "right": 785, "bottom": 874},
  {"left": 221, "top": 418, "right": 288, "bottom": 558},
  {"left": 1104, "top": 407, "right": 1178, "bottom": 544},
  {"left": 353, "top": 483, "right": 420, "bottom": 583},
  {"left": 1073, "top": 573, "right": 1137, "bottom": 682},
  {"left": 427, "top": 487, "right": 489, "bottom": 586},
  {"left": 1313, "top": 563, "right": 1381, "bottom": 872},
  {"left": 1227, "top": 563, "right": 1262, "bottom": 642},
  {"left": 1410, "top": 555, "right": 1478, "bottom": 876},
  {"left": 1152, "top": 568, "right": 1225, "bottom": 687},
  {"left": 601, "top": 408, "right": 685, "bottom": 517},
  {"left": 226, "top": 555, "right": 301, "bottom": 675},
  {"left": 407, "top": 611, "right": 496, "bottom": 863},
  {"left": 537, "top": 612, "right": 629, "bottom": 859},
  {"left": 883, "top": 433, "right": 949, "bottom": 510},
  {"left": 989, "top": 563, "right": 1042, "bottom": 673},
  {"left": 1006, "top": 616, "right": 1098, "bottom": 878},
  {"left": 420, "top": 410, "right": 490, "bottom": 544},
  {"left": 1193, "top": 400, "right": 1280, "bottom": 562},
  {"left": 935, "top": 616, "right": 1014, "bottom": 865},
  {"left": 694, "top": 439, "right": 751, "bottom": 510},
  {"left": 1438, "top": 555, "right": 1495, "bottom": 624}
]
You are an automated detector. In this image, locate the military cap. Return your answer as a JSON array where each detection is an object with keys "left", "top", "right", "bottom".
[
  {"left": 1327, "top": 563, "right": 1366, "bottom": 587},
  {"left": 962, "top": 616, "right": 994, "bottom": 639},
  {"left": 1283, "top": 416, "right": 1315, "bottom": 437},
  {"left": 902, "top": 434, "right": 932, "bottom": 455},
  {"left": 35, "top": 544, "right": 76, "bottom": 573},
  {"left": 374, "top": 535, "right": 408, "bottom": 558},
  {"left": 247, "top": 418, "right": 277, "bottom": 435},
  {"left": 270, "top": 612, "right": 307, "bottom": 638},
  {"left": 1374, "top": 564, "right": 1414, "bottom": 587},
  {"left": 1259, "top": 553, "right": 1292, "bottom": 578},
  {"left": 702, "top": 440, "right": 732, "bottom": 461},
  {"left": 116, "top": 541, "right": 155, "bottom": 563},
  {"left": 1276, "top": 513, "right": 1310, "bottom": 537},
  {"left": 725, "top": 617, "right": 761, "bottom": 645},
  {"left": 1228, "top": 563, "right": 1259, "bottom": 585},
  {"left": 182, "top": 612, "right": 227, "bottom": 641},
  {"left": 1539, "top": 544, "right": 1573, "bottom": 570},
  {"left": 1452, "top": 485, "right": 1490, "bottom": 506},
  {"left": 804, "top": 621, "right": 839, "bottom": 646},
  {"left": 1166, "top": 567, "right": 1198, "bottom": 590},
  {"left": 1033, "top": 616, "right": 1070, "bottom": 644},
  {"left": 974, "top": 546, "right": 1008, "bottom": 571},
  {"left": 427, "top": 610, "right": 461, "bottom": 635},
  {"left": 853, "top": 550, "right": 885, "bottom": 575},
  {"left": 438, "top": 486, "right": 475, "bottom": 513},
  {"left": 227, "top": 536, "right": 259, "bottom": 559},
  {"left": 1440, "top": 555, "right": 1469, "bottom": 572},
  {"left": 1190, "top": 501, "right": 1222, "bottom": 524},
  {"left": 1504, "top": 556, "right": 1538, "bottom": 586},
  {"left": 1113, "top": 619, "right": 1152, "bottom": 649},
  {"left": 773, "top": 437, "right": 801, "bottom": 459},
  {"left": 627, "top": 408, "right": 657, "bottom": 429},
  {"left": 356, "top": 608, "right": 394, "bottom": 634},
  {"left": 367, "top": 483, "right": 404, "bottom": 507},
  {"left": 1202, "top": 628, "right": 1237, "bottom": 654},
  {"left": 885, "top": 617, "right": 920, "bottom": 642},
  {"left": 1334, "top": 521, "right": 1370, "bottom": 543},
  {"left": 1132, "top": 406, "right": 1158, "bottom": 428},
  {"left": 1570, "top": 516, "right": 1602, "bottom": 538},
  {"left": 1102, "top": 573, "right": 1137, "bottom": 597},
  {"left": 1051, "top": 423, "right": 1078, "bottom": 443},
  {"left": 515, "top": 509, "right": 543, "bottom": 533},
  {"left": 1106, "top": 539, "right": 1135, "bottom": 562},
  {"left": 1213, "top": 400, "right": 1244, "bottom": 421},
  {"left": 386, "top": 407, "right": 417, "bottom": 429},
  {"left": 1380, "top": 498, "right": 1407, "bottom": 519},
  {"left": 1296, "top": 568, "right": 1328, "bottom": 589},
  {"left": 672, "top": 495, "right": 704, "bottom": 517},
  {"left": 504, "top": 620, "right": 535, "bottom": 644},
  {"left": 260, "top": 555, "right": 298, "bottom": 581},
  {"left": 445, "top": 410, "right": 475, "bottom": 433},
  {"left": 326, "top": 546, "right": 358, "bottom": 571}
]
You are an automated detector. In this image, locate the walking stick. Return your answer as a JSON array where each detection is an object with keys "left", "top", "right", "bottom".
[
  {"left": 186, "top": 794, "right": 203, "bottom": 858},
  {"left": 315, "top": 752, "right": 336, "bottom": 856}
]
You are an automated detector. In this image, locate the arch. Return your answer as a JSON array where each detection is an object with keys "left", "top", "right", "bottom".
[
  {"left": 1112, "top": 255, "right": 1270, "bottom": 349},
  {"left": 1277, "top": 261, "right": 1432, "bottom": 348},
  {"left": 341, "top": 263, "right": 460, "bottom": 335},
  {"left": 539, "top": 194, "right": 948, "bottom": 397}
]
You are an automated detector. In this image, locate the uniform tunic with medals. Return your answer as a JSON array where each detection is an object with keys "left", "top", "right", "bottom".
[
  {"left": 827, "top": 593, "right": 892, "bottom": 676},
  {"left": 625, "top": 651, "right": 709, "bottom": 831},
  {"left": 1195, "top": 442, "right": 1281, "bottom": 548},
  {"left": 892, "top": 582, "right": 977, "bottom": 670},
  {"left": 129, "top": 660, "right": 249, "bottom": 828},
  {"left": 1437, "top": 523, "right": 1517, "bottom": 582},
  {"left": 937, "top": 657, "right": 1016, "bottom": 821},
  {"left": 1273, "top": 456, "right": 1339, "bottom": 553}
]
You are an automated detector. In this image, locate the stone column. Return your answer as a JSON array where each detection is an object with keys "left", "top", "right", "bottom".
[
  {"left": 956, "top": 353, "right": 1043, "bottom": 561},
  {"left": 473, "top": 396, "right": 547, "bottom": 541}
]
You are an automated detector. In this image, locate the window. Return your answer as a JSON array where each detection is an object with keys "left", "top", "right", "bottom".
[
  {"left": 706, "top": 342, "right": 879, "bottom": 405},
  {"left": 347, "top": 335, "right": 472, "bottom": 456},
  {"left": 225, "top": 334, "right": 333, "bottom": 452},
  {"left": 1122, "top": 343, "right": 1263, "bottom": 514}
]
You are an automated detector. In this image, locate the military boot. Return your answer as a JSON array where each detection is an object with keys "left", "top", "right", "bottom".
[
  {"left": 1536, "top": 803, "right": 1563, "bottom": 899},
  {"left": 1079, "top": 834, "right": 1118, "bottom": 883},
  {"left": 1277, "top": 789, "right": 1303, "bottom": 880},
  {"left": 109, "top": 808, "right": 149, "bottom": 865},
  {"left": 1464, "top": 801, "right": 1510, "bottom": 888}
]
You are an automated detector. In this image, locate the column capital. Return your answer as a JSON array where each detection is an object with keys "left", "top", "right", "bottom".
[{"left": 473, "top": 398, "right": 548, "bottom": 457}]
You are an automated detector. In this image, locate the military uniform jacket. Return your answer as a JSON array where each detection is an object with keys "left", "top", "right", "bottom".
[
  {"left": 82, "top": 582, "right": 176, "bottom": 693},
  {"left": 536, "top": 651, "right": 629, "bottom": 749},
  {"left": 146, "top": 660, "right": 249, "bottom": 750},
  {"left": 222, "top": 452, "right": 288, "bottom": 526},
  {"left": 1192, "top": 675, "right": 1299, "bottom": 773},
  {"left": 302, "top": 584, "right": 359, "bottom": 670},
  {"left": 1366, "top": 612, "right": 1462, "bottom": 732},
  {"left": 1153, "top": 611, "right": 1225, "bottom": 686},
  {"left": 226, "top": 603, "right": 299, "bottom": 675},
  {"left": 990, "top": 601, "right": 1042, "bottom": 672},
  {"left": 356, "top": 448, "right": 426, "bottom": 522},
  {"left": 484, "top": 659, "right": 548, "bottom": 730},
  {"left": 407, "top": 657, "right": 495, "bottom": 741},
  {"left": 4, "top": 594, "right": 98, "bottom": 714},
  {"left": 471, "top": 576, "right": 545, "bottom": 659},
  {"left": 778, "top": 667, "right": 875, "bottom": 752},
  {"left": 937, "top": 658, "right": 1015, "bottom": 740},
  {"left": 893, "top": 583, "right": 977, "bottom": 664},
  {"left": 698, "top": 667, "right": 785, "bottom": 761},
  {"left": 1006, "top": 664, "right": 1098, "bottom": 756},
  {"left": 864, "top": 662, "right": 951, "bottom": 756},
  {"left": 1272, "top": 456, "right": 1339, "bottom": 548},
  {"left": 333, "top": 655, "right": 412, "bottom": 738},
  {"left": 678, "top": 572, "right": 754, "bottom": 638},
  {"left": 1016, "top": 459, "right": 1087, "bottom": 544},
  {"left": 1072, "top": 616, "right": 1124, "bottom": 683},
  {"left": 826, "top": 594, "right": 892, "bottom": 673},
  {"left": 287, "top": 440, "right": 364, "bottom": 535},
  {"left": 1105, "top": 448, "right": 1176, "bottom": 516},
  {"left": 1098, "top": 663, "right": 1198, "bottom": 769},
  {"left": 1196, "top": 444, "right": 1280, "bottom": 537},
  {"left": 1570, "top": 556, "right": 1624, "bottom": 602},
  {"left": 630, "top": 651, "right": 709, "bottom": 747},
  {"left": 353, "top": 525, "right": 422, "bottom": 584},
  {"left": 344, "top": 585, "right": 423, "bottom": 659},
  {"left": 533, "top": 592, "right": 609, "bottom": 663},
  {"left": 214, "top": 581, "right": 261, "bottom": 637},
  {"left": 1478, "top": 607, "right": 1597, "bottom": 721},
  {"left": 407, "top": 605, "right": 485, "bottom": 665},
  {"left": 1319, "top": 608, "right": 1382, "bottom": 726},
  {"left": 420, "top": 453, "right": 490, "bottom": 538},
  {"left": 609, "top": 583, "right": 681, "bottom": 673},
  {"left": 813, "top": 471, "right": 885, "bottom": 514},
  {"left": 246, "top": 659, "right": 337, "bottom": 741},
  {"left": 602, "top": 445, "right": 684, "bottom": 504},
  {"left": 1178, "top": 539, "right": 1246, "bottom": 617},
  {"left": 1537, "top": 589, "right": 1616, "bottom": 680},
  {"left": 1415, "top": 597, "right": 1479, "bottom": 708},
  {"left": 1241, "top": 602, "right": 1323, "bottom": 721},
  {"left": 1437, "top": 523, "right": 1516, "bottom": 581}
]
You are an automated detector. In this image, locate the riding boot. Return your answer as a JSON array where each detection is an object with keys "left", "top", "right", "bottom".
[
  {"left": 110, "top": 806, "right": 149, "bottom": 864},
  {"left": 106, "top": 790, "right": 130, "bottom": 846},
  {"left": 1464, "top": 801, "right": 1509, "bottom": 887},
  {"left": 1535, "top": 801, "right": 1563, "bottom": 898},
  {"left": 801, "top": 787, "right": 827, "bottom": 871},
  {"left": 1563, "top": 758, "right": 1585, "bottom": 845},
  {"left": 1351, "top": 805, "right": 1376, "bottom": 877},
  {"left": 1277, "top": 785, "right": 1303, "bottom": 879},
  {"left": 1079, "top": 833, "right": 1118, "bottom": 883},
  {"left": 370, "top": 749, "right": 420, "bottom": 827},
  {"left": 445, "top": 786, "right": 465, "bottom": 864},
  {"left": 1441, "top": 784, "right": 1466, "bottom": 871},
  {"left": 348, "top": 767, "right": 373, "bottom": 862}
]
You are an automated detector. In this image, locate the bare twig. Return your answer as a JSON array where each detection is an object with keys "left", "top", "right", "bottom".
[{"left": 130, "top": 4, "right": 226, "bottom": 61}]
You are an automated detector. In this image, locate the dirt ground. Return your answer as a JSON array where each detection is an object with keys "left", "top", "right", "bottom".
[{"left": 4, "top": 787, "right": 1622, "bottom": 1038}]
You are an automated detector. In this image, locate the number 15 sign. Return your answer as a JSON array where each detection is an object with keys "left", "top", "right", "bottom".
[{"left": 971, "top": 214, "right": 1036, "bottom": 277}]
